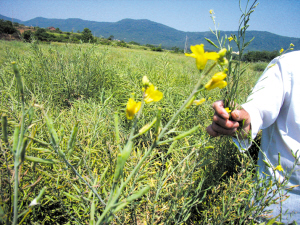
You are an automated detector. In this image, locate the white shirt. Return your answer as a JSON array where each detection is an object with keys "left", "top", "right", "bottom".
[{"left": 237, "top": 50, "right": 300, "bottom": 223}]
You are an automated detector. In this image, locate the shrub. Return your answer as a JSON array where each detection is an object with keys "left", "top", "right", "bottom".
[{"left": 252, "top": 62, "right": 268, "bottom": 72}]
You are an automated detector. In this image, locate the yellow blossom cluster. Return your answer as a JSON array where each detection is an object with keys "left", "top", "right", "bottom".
[
  {"left": 185, "top": 43, "right": 228, "bottom": 91},
  {"left": 185, "top": 44, "right": 219, "bottom": 71},
  {"left": 205, "top": 69, "right": 228, "bottom": 90},
  {"left": 125, "top": 76, "right": 163, "bottom": 120}
]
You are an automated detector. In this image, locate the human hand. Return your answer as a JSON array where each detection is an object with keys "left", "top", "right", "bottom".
[{"left": 206, "top": 100, "right": 251, "bottom": 138}]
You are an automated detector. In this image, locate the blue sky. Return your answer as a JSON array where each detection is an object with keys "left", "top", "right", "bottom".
[{"left": 0, "top": 0, "right": 299, "bottom": 38}]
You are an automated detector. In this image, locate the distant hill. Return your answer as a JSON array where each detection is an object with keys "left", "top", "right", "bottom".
[
  {"left": 0, "top": 14, "right": 22, "bottom": 24},
  {"left": 1, "top": 14, "right": 299, "bottom": 52}
]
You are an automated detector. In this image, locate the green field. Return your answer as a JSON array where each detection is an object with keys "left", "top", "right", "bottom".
[{"left": 1, "top": 38, "right": 278, "bottom": 224}]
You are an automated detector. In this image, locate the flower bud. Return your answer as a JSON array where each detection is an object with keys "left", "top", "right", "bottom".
[
  {"left": 218, "top": 48, "right": 227, "bottom": 58},
  {"left": 142, "top": 76, "right": 151, "bottom": 87}
]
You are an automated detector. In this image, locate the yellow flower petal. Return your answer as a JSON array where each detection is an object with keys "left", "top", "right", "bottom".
[
  {"left": 211, "top": 71, "right": 227, "bottom": 82},
  {"left": 126, "top": 98, "right": 141, "bottom": 120},
  {"left": 205, "top": 70, "right": 228, "bottom": 90},
  {"left": 144, "top": 84, "right": 163, "bottom": 104},
  {"left": 224, "top": 107, "right": 231, "bottom": 113},
  {"left": 193, "top": 98, "right": 206, "bottom": 105},
  {"left": 275, "top": 165, "right": 284, "bottom": 172},
  {"left": 186, "top": 44, "right": 219, "bottom": 71}
]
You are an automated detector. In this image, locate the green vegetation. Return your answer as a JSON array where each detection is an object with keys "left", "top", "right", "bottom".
[
  {"left": 1, "top": 38, "right": 294, "bottom": 224},
  {"left": 242, "top": 50, "right": 279, "bottom": 62},
  {"left": 0, "top": 19, "right": 18, "bottom": 34}
]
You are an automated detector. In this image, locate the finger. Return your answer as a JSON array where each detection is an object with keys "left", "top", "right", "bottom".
[
  {"left": 213, "top": 114, "right": 239, "bottom": 129},
  {"left": 206, "top": 124, "right": 220, "bottom": 137},
  {"left": 211, "top": 122, "right": 238, "bottom": 136},
  {"left": 231, "top": 109, "right": 251, "bottom": 124},
  {"left": 212, "top": 100, "right": 229, "bottom": 120}
]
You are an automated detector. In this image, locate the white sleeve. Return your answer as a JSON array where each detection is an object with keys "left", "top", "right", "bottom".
[{"left": 233, "top": 58, "right": 285, "bottom": 149}]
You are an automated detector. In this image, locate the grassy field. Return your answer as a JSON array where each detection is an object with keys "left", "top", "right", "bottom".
[{"left": 0, "top": 39, "right": 277, "bottom": 224}]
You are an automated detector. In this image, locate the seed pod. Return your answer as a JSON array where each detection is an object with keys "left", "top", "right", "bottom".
[
  {"left": 28, "top": 106, "right": 34, "bottom": 125},
  {"left": 174, "top": 124, "right": 201, "bottom": 140},
  {"left": 113, "top": 202, "right": 129, "bottom": 213},
  {"left": 25, "top": 156, "right": 59, "bottom": 164},
  {"left": 166, "top": 140, "right": 178, "bottom": 155},
  {"left": 67, "top": 121, "right": 79, "bottom": 157},
  {"left": 113, "top": 141, "right": 133, "bottom": 182},
  {"left": 126, "top": 185, "right": 150, "bottom": 202},
  {"left": 44, "top": 115, "right": 59, "bottom": 147},
  {"left": 12, "top": 125, "right": 20, "bottom": 155},
  {"left": 154, "top": 108, "right": 162, "bottom": 137},
  {"left": 45, "top": 114, "right": 64, "bottom": 157},
  {"left": 205, "top": 38, "right": 219, "bottom": 49},
  {"left": 138, "top": 117, "right": 157, "bottom": 136},
  {"left": 263, "top": 160, "right": 271, "bottom": 168},
  {"left": 1, "top": 114, "right": 8, "bottom": 144},
  {"left": 29, "top": 187, "right": 46, "bottom": 206},
  {"left": 20, "top": 137, "right": 29, "bottom": 163},
  {"left": 90, "top": 195, "right": 95, "bottom": 223},
  {"left": 63, "top": 192, "right": 80, "bottom": 202},
  {"left": 114, "top": 112, "right": 120, "bottom": 146},
  {"left": 185, "top": 95, "right": 196, "bottom": 109},
  {"left": 12, "top": 62, "right": 24, "bottom": 101}
]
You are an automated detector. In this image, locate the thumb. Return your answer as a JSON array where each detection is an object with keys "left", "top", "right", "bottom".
[{"left": 231, "top": 109, "right": 250, "bottom": 123}]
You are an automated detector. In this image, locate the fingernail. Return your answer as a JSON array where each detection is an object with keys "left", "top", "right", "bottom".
[{"left": 233, "top": 111, "right": 239, "bottom": 119}]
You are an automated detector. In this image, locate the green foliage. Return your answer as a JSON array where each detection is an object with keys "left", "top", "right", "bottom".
[
  {"left": 116, "top": 40, "right": 128, "bottom": 48},
  {"left": 128, "top": 41, "right": 140, "bottom": 46},
  {"left": 34, "top": 28, "right": 54, "bottom": 41},
  {"left": 22, "top": 30, "right": 33, "bottom": 42},
  {"left": 252, "top": 62, "right": 268, "bottom": 72},
  {"left": 108, "top": 35, "right": 114, "bottom": 41},
  {"left": 243, "top": 50, "right": 279, "bottom": 62},
  {"left": 0, "top": 19, "right": 18, "bottom": 34},
  {"left": 81, "top": 28, "right": 94, "bottom": 43}
]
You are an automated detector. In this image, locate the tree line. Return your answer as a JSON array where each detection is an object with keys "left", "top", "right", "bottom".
[{"left": 0, "top": 19, "right": 280, "bottom": 59}]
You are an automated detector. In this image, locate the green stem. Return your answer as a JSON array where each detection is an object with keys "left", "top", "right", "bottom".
[
  {"left": 13, "top": 87, "right": 26, "bottom": 225},
  {"left": 157, "top": 62, "right": 216, "bottom": 140},
  {"left": 97, "top": 63, "right": 217, "bottom": 224}
]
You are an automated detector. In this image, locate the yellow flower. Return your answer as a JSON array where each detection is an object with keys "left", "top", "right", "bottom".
[
  {"left": 193, "top": 98, "right": 206, "bottom": 105},
  {"left": 205, "top": 70, "right": 227, "bottom": 90},
  {"left": 209, "top": 9, "right": 214, "bottom": 14},
  {"left": 185, "top": 44, "right": 219, "bottom": 71},
  {"left": 126, "top": 98, "right": 141, "bottom": 120},
  {"left": 228, "top": 37, "right": 234, "bottom": 42},
  {"left": 279, "top": 48, "right": 284, "bottom": 54},
  {"left": 290, "top": 43, "right": 294, "bottom": 47},
  {"left": 144, "top": 84, "right": 163, "bottom": 104},
  {"left": 224, "top": 107, "right": 231, "bottom": 113},
  {"left": 275, "top": 165, "right": 284, "bottom": 172}
]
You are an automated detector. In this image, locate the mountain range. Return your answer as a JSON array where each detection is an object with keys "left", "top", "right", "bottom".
[{"left": 1, "top": 14, "right": 299, "bottom": 52}]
